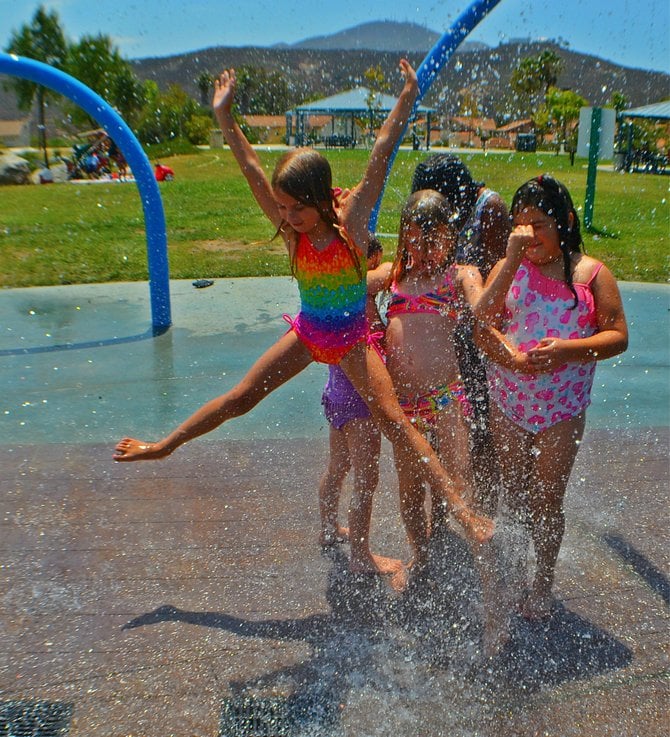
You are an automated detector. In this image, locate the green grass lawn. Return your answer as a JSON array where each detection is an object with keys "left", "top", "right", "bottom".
[{"left": 1, "top": 148, "right": 668, "bottom": 287}]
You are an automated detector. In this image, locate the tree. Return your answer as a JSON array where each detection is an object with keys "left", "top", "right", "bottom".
[
  {"left": 536, "top": 51, "right": 563, "bottom": 94},
  {"left": 136, "top": 83, "right": 205, "bottom": 145},
  {"left": 234, "top": 66, "right": 291, "bottom": 115},
  {"left": 545, "top": 87, "right": 587, "bottom": 149},
  {"left": 510, "top": 57, "right": 545, "bottom": 114},
  {"left": 363, "top": 64, "right": 390, "bottom": 137},
  {"left": 531, "top": 105, "right": 552, "bottom": 143},
  {"left": 458, "top": 87, "right": 481, "bottom": 118},
  {"left": 511, "top": 50, "right": 564, "bottom": 122},
  {"left": 610, "top": 91, "right": 629, "bottom": 114},
  {"left": 196, "top": 71, "right": 213, "bottom": 107},
  {"left": 4, "top": 5, "right": 68, "bottom": 167},
  {"left": 65, "top": 34, "right": 144, "bottom": 128}
]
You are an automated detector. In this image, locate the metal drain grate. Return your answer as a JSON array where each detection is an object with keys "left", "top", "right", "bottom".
[
  {"left": 219, "top": 696, "right": 292, "bottom": 737},
  {"left": 0, "top": 700, "right": 73, "bottom": 737}
]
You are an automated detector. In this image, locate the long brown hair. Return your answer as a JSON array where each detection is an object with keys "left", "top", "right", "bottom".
[{"left": 271, "top": 148, "right": 362, "bottom": 278}]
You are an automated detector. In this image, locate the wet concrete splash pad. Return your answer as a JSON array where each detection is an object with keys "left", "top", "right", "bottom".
[{"left": 0, "top": 279, "right": 667, "bottom": 736}]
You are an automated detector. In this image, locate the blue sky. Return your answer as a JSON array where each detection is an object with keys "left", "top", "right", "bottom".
[{"left": 2, "top": 0, "right": 668, "bottom": 72}]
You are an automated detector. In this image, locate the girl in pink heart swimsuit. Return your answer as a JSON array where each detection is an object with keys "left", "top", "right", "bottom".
[{"left": 474, "top": 175, "right": 628, "bottom": 623}]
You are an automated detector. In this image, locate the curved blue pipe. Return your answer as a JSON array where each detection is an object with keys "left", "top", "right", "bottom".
[
  {"left": 370, "top": 0, "right": 503, "bottom": 229},
  {"left": 0, "top": 53, "right": 171, "bottom": 332}
]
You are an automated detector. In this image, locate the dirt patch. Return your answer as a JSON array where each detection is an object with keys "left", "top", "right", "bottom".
[{"left": 189, "top": 239, "right": 285, "bottom": 256}]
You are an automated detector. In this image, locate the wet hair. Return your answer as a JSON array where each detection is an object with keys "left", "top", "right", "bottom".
[
  {"left": 388, "top": 190, "right": 460, "bottom": 285},
  {"left": 411, "top": 153, "right": 483, "bottom": 231},
  {"left": 271, "top": 148, "right": 362, "bottom": 278},
  {"left": 511, "top": 174, "right": 583, "bottom": 307},
  {"left": 367, "top": 233, "right": 383, "bottom": 259}
]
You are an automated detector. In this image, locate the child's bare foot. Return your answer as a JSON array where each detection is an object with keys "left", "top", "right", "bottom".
[
  {"left": 319, "top": 526, "right": 349, "bottom": 547},
  {"left": 482, "top": 609, "right": 511, "bottom": 657},
  {"left": 452, "top": 506, "right": 495, "bottom": 543},
  {"left": 389, "top": 563, "right": 410, "bottom": 593},
  {"left": 113, "top": 438, "right": 169, "bottom": 462},
  {"left": 350, "top": 552, "right": 403, "bottom": 576},
  {"left": 518, "top": 589, "right": 553, "bottom": 621}
]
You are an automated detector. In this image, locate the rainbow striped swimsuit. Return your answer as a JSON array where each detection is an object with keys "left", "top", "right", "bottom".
[{"left": 287, "top": 232, "right": 367, "bottom": 364}]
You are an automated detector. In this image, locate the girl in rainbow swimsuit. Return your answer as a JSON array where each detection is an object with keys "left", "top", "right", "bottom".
[
  {"left": 114, "top": 61, "right": 494, "bottom": 560},
  {"left": 318, "top": 235, "right": 404, "bottom": 577},
  {"left": 475, "top": 175, "right": 628, "bottom": 621}
]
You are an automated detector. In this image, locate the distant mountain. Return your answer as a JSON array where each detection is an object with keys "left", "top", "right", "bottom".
[
  {"left": 122, "top": 39, "right": 667, "bottom": 115},
  {"left": 289, "top": 21, "right": 440, "bottom": 52},
  {"left": 286, "top": 21, "right": 486, "bottom": 54},
  {"left": 0, "top": 22, "right": 668, "bottom": 123}
]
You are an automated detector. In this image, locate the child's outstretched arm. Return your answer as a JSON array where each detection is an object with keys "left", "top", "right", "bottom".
[
  {"left": 342, "top": 59, "right": 419, "bottom": 247},
  {"left": 456, "top": 264, "right": 484, "bottom": 309},
  {"left": 213, "top": 69, "right": 282, "bottom": 230}
]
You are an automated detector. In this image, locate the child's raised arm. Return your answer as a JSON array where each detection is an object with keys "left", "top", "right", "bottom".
[
  {"left": 473, "top": 224, "right": 533, "bottom": 323},
  {"left": 342, "top": 60, "right": 419, "bottom": 247},
  {"left": 213, "top": 69, "right": 282, "bottom": 230}
]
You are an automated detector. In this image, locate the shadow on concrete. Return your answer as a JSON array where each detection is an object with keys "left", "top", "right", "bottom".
[
  {"left": 122, "top": 537, "right": 633, "bottom": 735},
  {"left": 603, "top": 533, "right": 670, "bottom": 605},
  {"left": 0, "top": 326, "right": 167, "bottom": 357}
]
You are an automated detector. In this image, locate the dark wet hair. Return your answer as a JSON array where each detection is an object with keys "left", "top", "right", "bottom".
[
  {"left": 511, "top": 174, "right": 583, "bottom": 307},
  {"left": 271, "top": 148, "right": 362, "bottom": 278},
  {"left": 411, "top": 153, "right": 483, "bottom": 230},
  {"left": 389, "top": 190, "right": 460, "bottom": 285},
  {"left": 367, "top": 233, "right": 383, "bottom": 259}
]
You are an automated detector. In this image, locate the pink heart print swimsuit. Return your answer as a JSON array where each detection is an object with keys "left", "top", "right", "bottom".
[{"left": 487, "top": 258, "right": 603, "bottom": 434}]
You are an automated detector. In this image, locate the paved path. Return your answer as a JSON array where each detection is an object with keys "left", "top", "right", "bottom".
[{"left": 1, "top": 427, "right": 667, "bottom": 736}]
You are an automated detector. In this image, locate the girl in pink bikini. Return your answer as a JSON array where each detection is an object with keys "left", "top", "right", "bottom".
[
  {"left": 475, "top": 175, "right": 628, "bottom": 621},
  {"left": 383, "top": 190, "right": 482, "bottom": 570},
  {"left": 114, "top": 61, "right": 493, "bottom": 569},
  {"left": 380, "top": 190, "right": 507, "bottom": 649}
]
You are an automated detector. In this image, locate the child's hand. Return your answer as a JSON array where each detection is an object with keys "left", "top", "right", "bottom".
[
  {"left": 212, "top": 69, "right": 236, "bottom": 118},
  {"left": 398, "top": 58, "right": 418, "bottom": 94},
  {"left": 507, "top": 224, "right": 534, "bottom": 259},
  {"left": 513, "top": 350, "right": 535, "bottom": 373},
  {"left": 527, "top": 338, "right": 568, "bottom": 371}
]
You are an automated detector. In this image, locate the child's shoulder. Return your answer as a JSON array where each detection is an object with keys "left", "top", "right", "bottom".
[
  {"left": 367, "top": 261, "right": 393, "bottom": 293},
  {"left": 572, "top": 253, "right": 605, "bottom": 283},
  {"left": 455, "top": 262, "right": 483, "bottom": 283}
]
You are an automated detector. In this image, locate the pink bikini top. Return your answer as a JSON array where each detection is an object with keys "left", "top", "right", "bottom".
[{"left": 386, "top": 267, "right": 460, "bottom": 320}]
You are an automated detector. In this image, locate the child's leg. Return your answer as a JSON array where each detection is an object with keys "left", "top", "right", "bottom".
[
  {"left": 435, "top": 405, "right": 507, "bottom": 654},
  {"left": 488, "top": 403, "right": 535, "bottom": 612},
  {"left": 345, "top": 418, "right": 401, "bottom": 574},
  {"left": 524, "top": 412, "right": 585, "bottom": 619},
  {"left": 114, "top": 331, "right": 312, "bottom": 461},
  {"left": 339, "top": 343, "right": 494, "bottom": 544},
  {"left": 394, "top": 451, "right": 430, "bottom": 566},
  {"left": 318, "top": 426, "right": 351, "bottom": 545}
]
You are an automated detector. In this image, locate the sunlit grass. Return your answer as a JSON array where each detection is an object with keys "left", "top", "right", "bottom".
[{"left": 0, "top": 148, "right": 667, "bottom": 287}]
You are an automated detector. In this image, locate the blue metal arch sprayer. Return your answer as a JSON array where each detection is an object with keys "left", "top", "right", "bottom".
[
  {"left": 370, "top": 0, "right": 503, "bottom": 229},
  {"left": 0, "top": 53, "right": 172, "bottom": 333}
]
